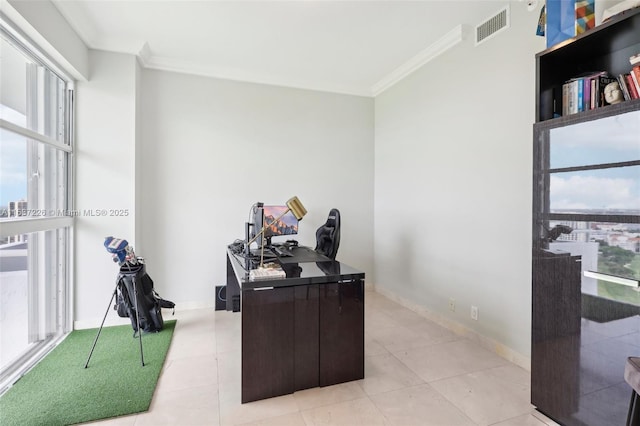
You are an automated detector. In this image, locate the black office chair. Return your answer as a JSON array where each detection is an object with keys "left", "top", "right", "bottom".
[{"left": 315, "top": 208, "right": 340, "bottom": 260}]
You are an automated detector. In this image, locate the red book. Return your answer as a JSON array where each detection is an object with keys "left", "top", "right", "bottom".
[
  {"left": 631, "top": 65, "right": 640, "bottom": 94},
  {"left": 626, "top": 74, "right": 639, "bottom": 99}
]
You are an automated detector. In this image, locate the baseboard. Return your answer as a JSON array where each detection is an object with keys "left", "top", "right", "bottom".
[
  {"left": 172, "top": 299, "right": 215, "bottom": 311},
  {"left": 73, "top": 299, "right": 214, "bottom": 330},
  {"left": 371, "top": 285, "right": 531, "bottom": 372}
]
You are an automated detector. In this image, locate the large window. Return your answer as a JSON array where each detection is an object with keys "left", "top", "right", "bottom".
[{"left": 0, "top": 22, "right": 73, "bottom": 392}]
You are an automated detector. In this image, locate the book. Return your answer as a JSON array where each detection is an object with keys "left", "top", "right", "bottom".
[
  {"left": 631, "top": 65, "right": 640, "bottom": 94},
  {"left": 576, "top": 78, "right": 584, "bottom": 112},
  {"left": 626, "top": 73, "right": 639, "bottom": 99},
  {"left": 595, "top": 74, "right": 617, "bottom": 107},
  {"left": 569, "top": 79, "right": 579, "bottom": 114},
  {"left": 631, "top": 53, "right": 640, "bottom": 66},
  {"left": 249, "top": 265, "right": 286, "bottom": 281},
  {"left": 618, "top": 74, "right": 631, "bottom": 101},
  {"left": 561, "top": 76, "right": 576, "bottom": 115},
  {"left": 583, "top": 78, "right": 591, "bottom": 111}
]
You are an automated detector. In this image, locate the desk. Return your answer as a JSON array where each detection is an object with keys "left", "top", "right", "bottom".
[{"left": 226, "top": 246, "right": 365, "bottom": 403}]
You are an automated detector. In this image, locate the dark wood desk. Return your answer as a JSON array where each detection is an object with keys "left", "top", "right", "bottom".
[{"left": 226, "top": 246, "right": 365, "bottom": 403}]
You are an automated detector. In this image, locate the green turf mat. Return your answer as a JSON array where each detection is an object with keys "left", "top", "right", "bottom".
[{"left": 0, "top": 320, "right": 176, "bottom": 426}]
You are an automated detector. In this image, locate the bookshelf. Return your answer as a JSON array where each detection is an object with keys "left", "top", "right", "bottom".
[
  {"left": 532, "top": 8, "right": 640, "bottom": 426},
  {"left": 536, "top": 7, "right": 640, "bottom": 122}
]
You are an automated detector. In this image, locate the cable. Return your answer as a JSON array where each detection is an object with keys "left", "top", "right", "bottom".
[{"left": 217, "top": 285, "right": 226, "bottom": 302}]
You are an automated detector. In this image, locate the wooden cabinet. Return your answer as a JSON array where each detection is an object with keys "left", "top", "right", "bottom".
[
  {"left": 226, "top": 248, "right": 365, "bottom": 403},
  {"left": 241, "top": 286, "right": 295, "bottom": 403},
  {"left": 294, "top": 284, "right": 320, "bottom": 391},
  {"left": 531, "top": 251, "right": 581, "bottom": 420},
  {"left": 319, "top": 280, "right": 364, "bottom": 387},
  {"left": 240, "top": 278, "right": 364, "bottom": 403}
]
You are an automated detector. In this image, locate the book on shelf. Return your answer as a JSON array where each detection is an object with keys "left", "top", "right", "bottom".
[
  {"left": 627, "top": 73, "right": 639, "bottom": 99},
  {"left": 631, "top": 65, "right": 640, "bottom": 94},
  {"left": 561, "top": 72, "right": 617, "bottom": 115},
  {"left": 583, "top": 78, "right": 591, "bottom": 111},
  {"left": 563, "top": 79, "right": 581, "bottom": 115},
  {"left": 593, "top": 74, "right": 615, "bottom": 107},
  {"left": 631, "top": 53, "right": 640, "bottom": 66},
  {"left": 577, "top": 79, "right": 584, "bottom": 112},
  {"left": 617, "top": 74, "right": 632, "bottom": 101}
]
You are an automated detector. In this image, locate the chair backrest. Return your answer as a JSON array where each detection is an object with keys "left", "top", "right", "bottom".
[{"left": 315, "top": 208, "right": 340, "bottom": 260}]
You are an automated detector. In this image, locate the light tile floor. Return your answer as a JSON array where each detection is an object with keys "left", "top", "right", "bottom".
[{"left": 85, "top": 290, "right": 558, "bottom": 426}]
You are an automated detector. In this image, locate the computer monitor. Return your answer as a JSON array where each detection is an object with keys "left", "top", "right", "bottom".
[{"left": 250, "top": 204, "right": 298, "bottom": 248}]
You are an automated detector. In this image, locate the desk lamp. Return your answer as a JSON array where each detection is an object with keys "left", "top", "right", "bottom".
[{"left": 246, "top": 196, "right": 307, "bottom": 268}]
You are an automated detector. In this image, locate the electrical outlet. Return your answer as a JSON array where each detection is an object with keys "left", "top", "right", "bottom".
[
  {"left": 449, "top": 298, "right": 455, "bottom": 312},
  {"left": 471, "top": 305, "right": 479, "bottom": 320}
]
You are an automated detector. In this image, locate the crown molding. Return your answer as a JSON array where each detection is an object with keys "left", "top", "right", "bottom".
[
  {"left": 137, "top": 42, "right": 151, "bottom": 67},
  {"left": 371, "top": 24, "right": 464, "bottom": 97},
  {"left": 140, "top": 54, "right": 374, "bottom": 97}
]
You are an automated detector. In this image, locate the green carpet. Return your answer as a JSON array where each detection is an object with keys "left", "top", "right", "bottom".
[{"left": 0, "top": 320, "right": 176, "bottom": 426}]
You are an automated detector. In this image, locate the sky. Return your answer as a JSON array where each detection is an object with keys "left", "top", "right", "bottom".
[
  {"left": 551, "top": 170, "right": 639, "bottom": 211},
  {"left": 549, "top": 110, "right": 640, "bottom": 212}
]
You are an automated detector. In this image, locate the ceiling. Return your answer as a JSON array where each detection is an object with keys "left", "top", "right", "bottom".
[{"left": 52, "top": 0, "right": 515, "bottom": 97}]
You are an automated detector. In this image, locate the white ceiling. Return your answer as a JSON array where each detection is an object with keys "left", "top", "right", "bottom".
[{"left": 52, "top": 0, "right": 514, "bottom": 96}]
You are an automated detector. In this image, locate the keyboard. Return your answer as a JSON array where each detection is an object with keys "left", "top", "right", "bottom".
[
  {"left": 250, "top": 248, "right": 277, "bottom": 258},
  {"left": 271, "top": 246, "right": 293, "bottom": 257},
  {"left": 249, "top": 267, "right": 286, "bottom": 281}
]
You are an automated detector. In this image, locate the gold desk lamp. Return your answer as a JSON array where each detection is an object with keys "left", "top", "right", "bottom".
[{"left": 246, "top": 196, "right": 307, "bottom": 268}]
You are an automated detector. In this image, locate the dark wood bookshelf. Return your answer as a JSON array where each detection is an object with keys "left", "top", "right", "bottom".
[
  {"left": 536, "top": 7, "right": 640, "bottom": 122},
  {"left": 532, "top": 9, "right": 640, "bottom": 426}
]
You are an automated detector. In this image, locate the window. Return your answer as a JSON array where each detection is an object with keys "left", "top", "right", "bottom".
[{"left": 0, "top": 21, "right": 74, "bottom": 392}]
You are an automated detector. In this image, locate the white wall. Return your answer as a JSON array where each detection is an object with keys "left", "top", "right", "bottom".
[
  {"left": 134, "top": 57, "right": 143, "bottom": 254},
  {"left": 74, "top": 50, "right": 138, "bottom": 327},
  {"left": 138, "top": 70, "right": 374, "bottom": 308},
  {"left": 374, "top": 4, "right": 545, "bottom": 359}
]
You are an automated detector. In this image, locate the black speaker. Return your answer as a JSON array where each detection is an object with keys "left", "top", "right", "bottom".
[{"left": 215, "top": 285, "right": 226, "bottom": 311}]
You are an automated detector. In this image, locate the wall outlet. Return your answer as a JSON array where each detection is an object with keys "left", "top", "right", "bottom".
[
  {"left": 449, "top": 298, "right": 455, "bottom": 312},
  {"left": 471, "top": 305, "right": 479, "bottom": 320}
]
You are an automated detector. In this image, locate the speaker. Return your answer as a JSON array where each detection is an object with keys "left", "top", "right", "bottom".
[{"left": 215, "top": 285, "right": 227, "bottom": 311}]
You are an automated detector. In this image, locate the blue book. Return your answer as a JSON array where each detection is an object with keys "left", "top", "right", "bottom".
[{"left": 577, "top": 78, "right": 583, "bottom": 112}]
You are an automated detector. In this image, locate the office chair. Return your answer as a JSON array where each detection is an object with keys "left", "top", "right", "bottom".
[{"left": 315, "top": 208, "right": 340, "bottom": 260}]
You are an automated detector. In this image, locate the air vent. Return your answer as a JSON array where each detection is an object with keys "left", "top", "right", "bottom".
[{"left": 475, "top": 6, "right": 510, "bottom": 45}]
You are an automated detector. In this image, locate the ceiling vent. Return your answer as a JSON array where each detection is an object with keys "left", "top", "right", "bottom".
[{"left": 475, "top": 5, "right": 510, "bottom": 46}]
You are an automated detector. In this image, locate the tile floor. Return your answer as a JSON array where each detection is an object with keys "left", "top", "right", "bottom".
[{"left": 86, "top": 290, "right": 558, "bottom": 426}]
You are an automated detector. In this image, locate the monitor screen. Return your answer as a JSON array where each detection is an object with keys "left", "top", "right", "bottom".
[
  {"left": 249, "top": 204, "right": 298, "bottom": 248},
  {"left": 262, "top": 205, "right": 298, "bottom": 238}
]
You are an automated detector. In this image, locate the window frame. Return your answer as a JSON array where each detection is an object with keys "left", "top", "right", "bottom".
[{"left": 0, "top": 16, "right": 75, "bottom": 393}]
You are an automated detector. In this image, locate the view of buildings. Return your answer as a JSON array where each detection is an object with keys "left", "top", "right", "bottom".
[{"left": 0, "top": 200, "right": 28, "bottom": 245}]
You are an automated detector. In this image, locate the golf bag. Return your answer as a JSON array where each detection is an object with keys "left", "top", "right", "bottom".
[{"left": 114, "top": 262, "right": 174, "bottom": 334}]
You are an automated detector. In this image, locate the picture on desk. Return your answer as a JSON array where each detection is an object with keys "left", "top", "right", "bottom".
[{"left": 263, "top": 206, "right": 298, "bottom": 237}]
